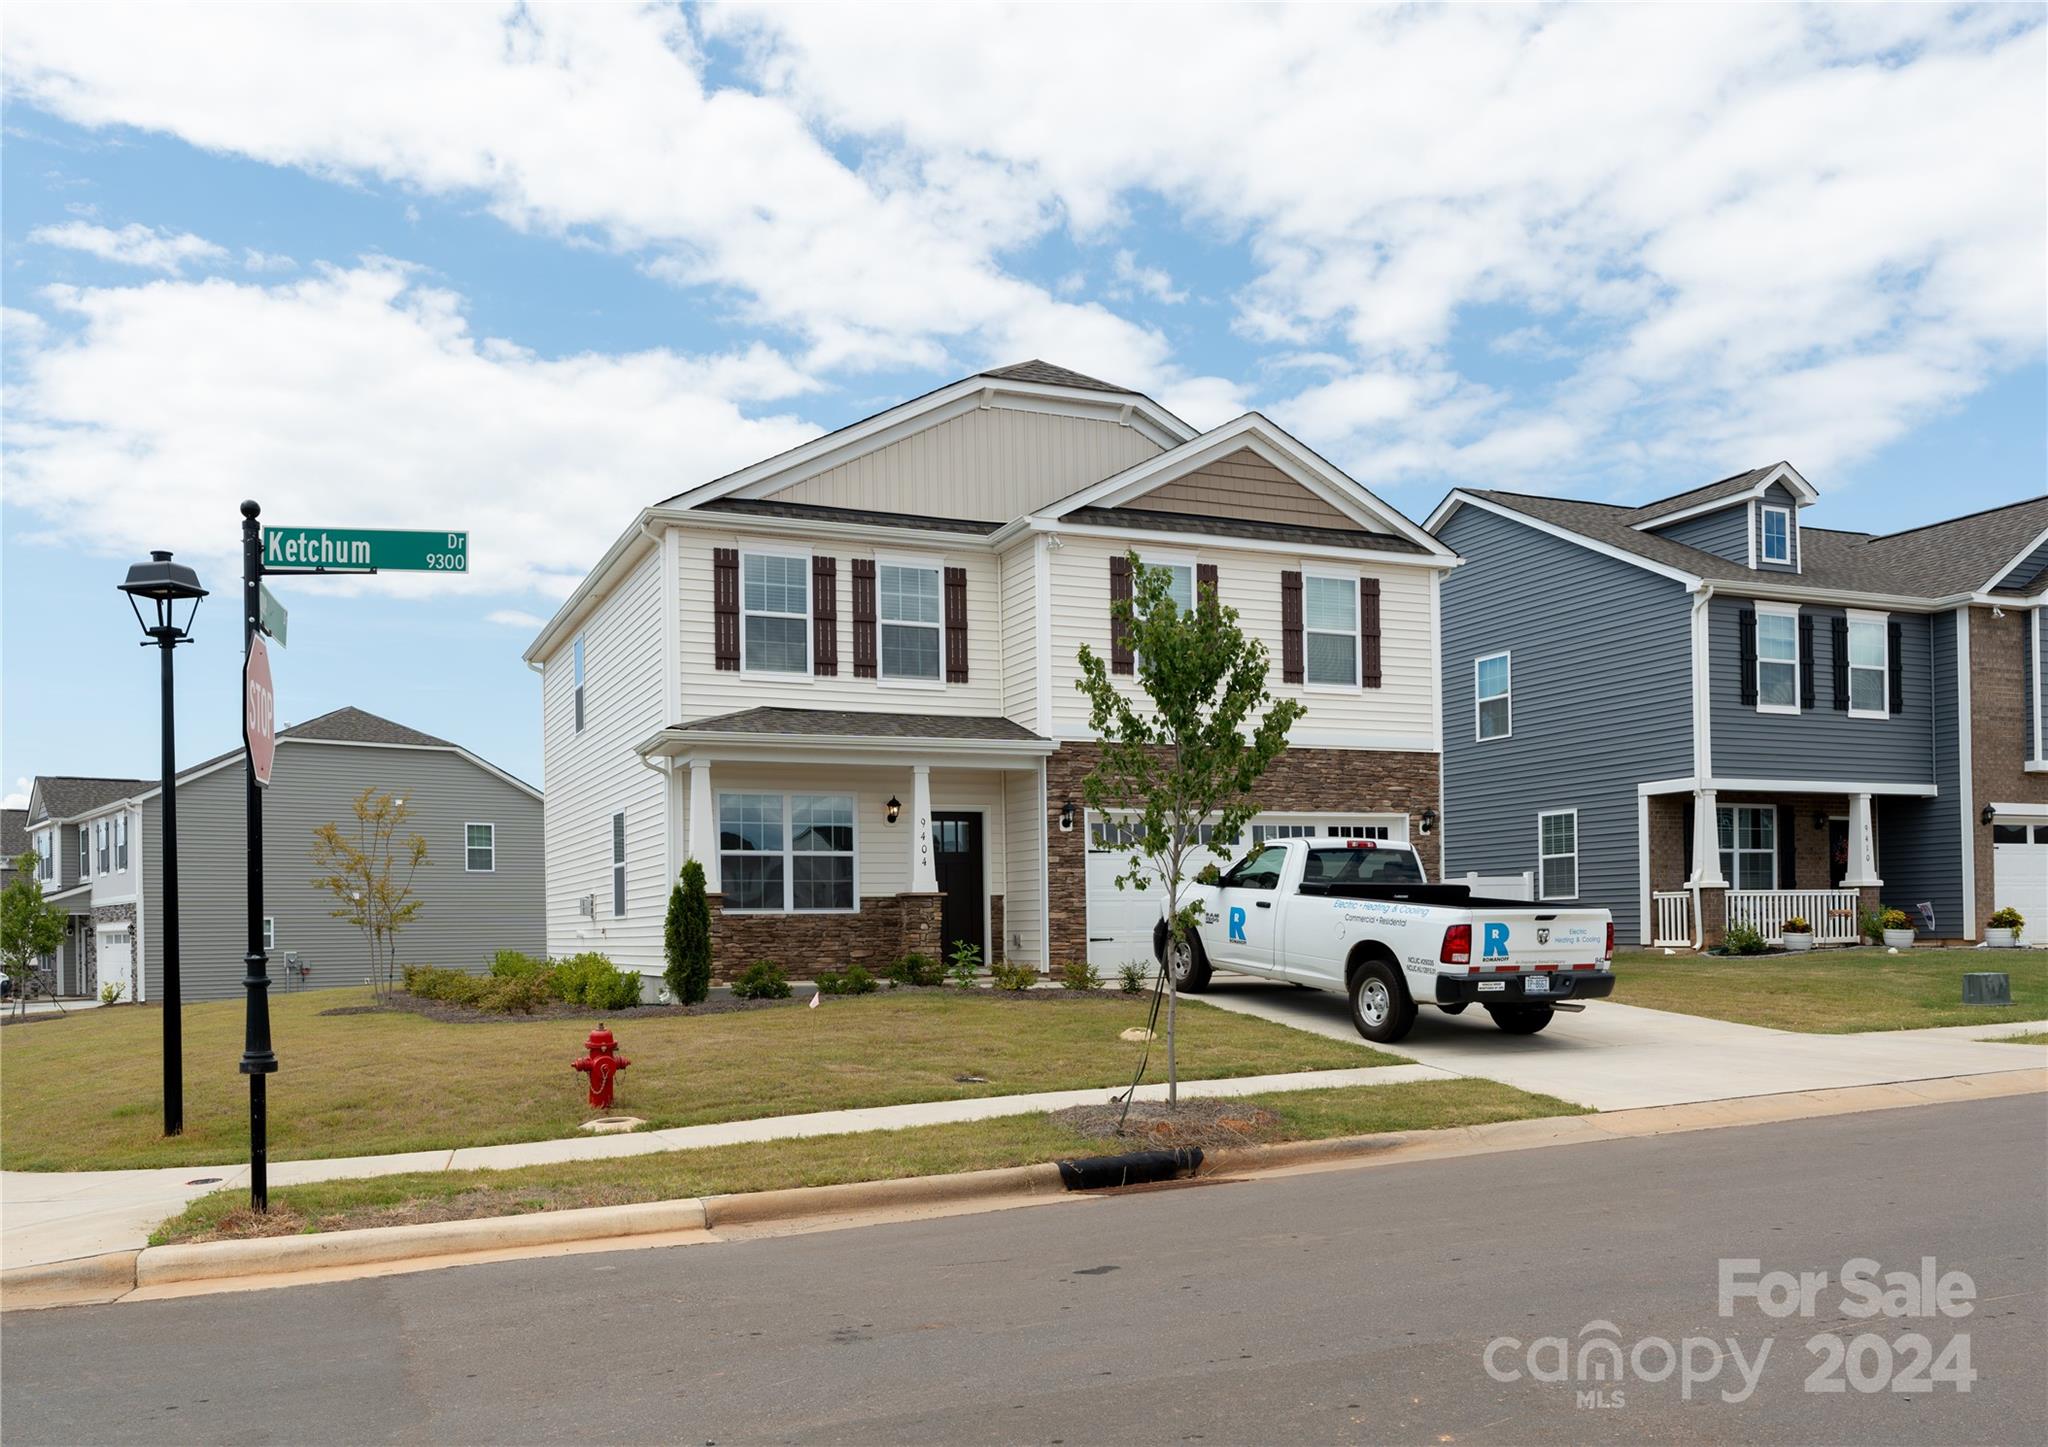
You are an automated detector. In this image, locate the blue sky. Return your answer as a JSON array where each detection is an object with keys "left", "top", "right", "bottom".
[{"left": 4, "top": 3, "right": 2043, "bottom": 802}]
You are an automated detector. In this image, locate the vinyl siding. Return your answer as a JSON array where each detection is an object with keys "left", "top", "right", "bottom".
[
  {"left": 1651, "top": 503, "right": 1750, "bottom": 566},
  {"left": 86, "top": 808, "right": 140, "bottom": 904},
  {"left": 1120, "top": 449, "right": 1364, "bottom": 531},
  {"left": 139, "top": 743, "right": 543, "bottom": 1002},
  {"left": 1708, "top": 598, "right": 1933, "bottom": 784},
  {"left": 1751, "top": 482, "right": 1802, "bottom": 574},
  {"left": 1994, "top": 538, "right": 2048, "bottom": 591},
  {"left": 1435, "top": 504, "right": 1696, "bottom": 943},
  {"left": 541, "top": 550, "right": 670, "bottom": 967},
  {"left": 999, "top": 537, "right": 1040, "bottom": 730},
  {"left": 1877, "top": 610, "right": 1965, "bottom": 938},
  {"left": 763, "top": 405, "right": 1161, "bottom": 522},
  {"left": 1001, "top": 767, "right": 1044, "bottom": 964},
  {"left": 1043, "top": 531, "right": 1439, "bottom": 749},
  {"left": 674, "top": 524, "right": 1005, "bottom": 722}
]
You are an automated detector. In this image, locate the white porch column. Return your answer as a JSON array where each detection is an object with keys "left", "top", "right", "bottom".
[
  {"left": 910, "top": 764, "right": 936, "bottom": 893},
  {"left": 687, "top": 760, "right": 719, "bottom": 892},
  {"left": 1691, "top": 788, "right": 1726, "bottom": 886},
  {"left": 1841, "top": 792, "right": 1883, "bottom": 887}
]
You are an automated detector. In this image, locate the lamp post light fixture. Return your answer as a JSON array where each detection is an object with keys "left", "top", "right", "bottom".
[{"left": 118, "top": 550, "right": 207, "bottom": 1138}]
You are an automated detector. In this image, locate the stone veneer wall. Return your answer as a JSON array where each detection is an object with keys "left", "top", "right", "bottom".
[
  {"left": 1042, "top": 742, "right": 1441, "bottom": 968},
  {"left": 88, "top": 901, "right": 137, "bottom": 997},
  {"left": 707, "top": 891, "right": 957, "bottom": 981}
]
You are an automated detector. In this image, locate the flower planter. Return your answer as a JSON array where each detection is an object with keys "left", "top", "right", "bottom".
[
  {"left": 1984, "top": 928, "right": 2018, "bottom": 949},
  {"left": 1782, "top": 932, "right": 1814, "bottom": 952},
  {"left": 1882, "top": 928, "right": 1916, "bottom": 949}
]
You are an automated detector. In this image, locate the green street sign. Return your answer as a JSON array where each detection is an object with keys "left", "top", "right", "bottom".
[
  {"left": 258, "top": 582, "right": 289, "bottom": 647},
  {"left": 263, "top": 526, "right": 468, "bottom": 573}
]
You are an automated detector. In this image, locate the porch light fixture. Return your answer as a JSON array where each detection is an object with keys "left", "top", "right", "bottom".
[
  {"left": 1980, "top": 804, "right": 1996, "bottom": 826},
  {"left": 886, "top": 796, "right": 901, "bottom": 825},
  {"left": 1813, "top": 811, "right": 1827, "bottom": 831},
  {"left": 1419, "top": 807, "right": 1437, "bottom": 837},
  {"left": 118, "top": 550, "right": 208, "bottom": 1139},
  {"left": 1059, "top": 799, "right": 1075, "bottom": 832}
]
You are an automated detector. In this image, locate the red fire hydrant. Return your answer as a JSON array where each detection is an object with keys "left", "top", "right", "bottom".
[{"left": 571, "top": 1025, "right": 630, "bottom": 1110}]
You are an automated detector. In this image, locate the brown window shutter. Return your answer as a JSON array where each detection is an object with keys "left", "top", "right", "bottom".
[
  {"left": 1360, "top": 577, "right": 1382, "bottom": 688},
  {"left": 1280, "top": 570, "right": 1304, "bottom": 684},
  {"left": 812, "top": 555, "right": 838, "bottom": 677},
  {"left": 1109, "top": 555, "right": 1134, "bottom": 676},
  {"left": 851, "top": 558, "right": 877, "bottom": 678},
  {"left": 944, "top": 566, "right": 969, "bottom": 683},
  {"left": 712, "top": 547, "right": 740, "bottom": 672},
  {"left": 1196, "top": 562, "right": 1218, "bottom": 613}
]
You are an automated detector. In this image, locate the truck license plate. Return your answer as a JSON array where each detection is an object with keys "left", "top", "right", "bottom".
[
  {"left": 1477, "top": 981, "right": 1505, "bottom": 993},
  {"left": 1524, "top": 975, "right": 1550, "bottom": 995}
]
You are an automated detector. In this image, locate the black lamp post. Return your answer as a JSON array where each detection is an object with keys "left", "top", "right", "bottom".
[{"left": 118, "top": 550, "right": 206, "bottom": 1138}]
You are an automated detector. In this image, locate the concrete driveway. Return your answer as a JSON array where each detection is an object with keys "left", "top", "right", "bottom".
[{"left": 1196, "top": 974, "right": 2048, "bottom": 1110}]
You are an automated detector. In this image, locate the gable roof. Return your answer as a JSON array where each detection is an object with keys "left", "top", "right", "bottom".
[
  {"left": 27, "top": 776, "right": 154, "bottom": 823},
  {"left": 978, "top": 359, "right": 1130, "bottom": 393},
  {"left": 1628, "top": 466, "right": 1780, "bottom": 524},
  {"left": 1431, "top": 483, "right": 2048, "bottom": 603}
]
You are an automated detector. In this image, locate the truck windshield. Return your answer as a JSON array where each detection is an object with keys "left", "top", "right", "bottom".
[{"left": 1302, "top": 846, "right": 1424, "bottom": 886}]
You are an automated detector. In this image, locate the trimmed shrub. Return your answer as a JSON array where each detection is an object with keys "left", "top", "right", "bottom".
[
  {"left": 1058, "top": 960, "right": 1103, "bottom": 992},
  {"left": 818, "top": 964, "right": 878, "bottom": 996},
  {"left": 888, "top": 953, "right": 945, "bottom": 988},
  {"left": 552, "top": 952, "right": 643, "bottom": 1010},
  {"left": 1118, "top": 962, "right": 1148, "bottom": 994},
  {"left": 490, "top": 950, "right": 548, "bottom": 981},
  {"left": 476, "top": 974, "right": 554, "bottom": 1014},
  {"left": 989, "top": 960, "right": 1037, "bottom": 991},
  {"left": 733, "top": 960, "right": 792, "bottom": 1000},
  {"left": 1723, "top": 924, "right": 1768, "bottom": 956},
  {"left": 666, "top": 859, "right": 713, "bottom": 1005}
]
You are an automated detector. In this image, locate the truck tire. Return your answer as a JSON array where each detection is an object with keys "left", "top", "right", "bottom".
[
  {"left": 1348, "top": 960, "right": 1416, "bottom": 1044},
  {"left": 1164, "top": 932, "right": 1213, "bottom": 994},
  {"left": 1485, "top": 1004, "right": 1554, "bottom": 1035}
]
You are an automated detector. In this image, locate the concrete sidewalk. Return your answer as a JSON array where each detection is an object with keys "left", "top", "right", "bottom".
[
  {"left": 1196, "top": 974, "right": 2048, "bottom": 1110},
  {"left": 1, "top": 1062, "right": 1445, "bottom": 1273}
]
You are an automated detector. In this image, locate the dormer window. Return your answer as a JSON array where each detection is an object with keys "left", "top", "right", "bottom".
[{"left": 1759, "top": 505, "right": 1792, "bottom": 565}]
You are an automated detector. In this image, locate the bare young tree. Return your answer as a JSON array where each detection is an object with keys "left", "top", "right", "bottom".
[{"left": 311, "top": 789, "right": 429, "bottom": 996}]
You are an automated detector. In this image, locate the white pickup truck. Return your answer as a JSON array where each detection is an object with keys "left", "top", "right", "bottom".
[{"left": 1154, "top": 836, "right": 1614, "bottom": 1043}]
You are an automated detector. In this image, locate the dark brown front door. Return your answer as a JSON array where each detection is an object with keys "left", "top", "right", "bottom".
[{"left": 933, "top": 812, "right": 985, "bottom": 964}]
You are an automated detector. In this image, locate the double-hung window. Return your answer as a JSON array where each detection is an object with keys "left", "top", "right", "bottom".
[
  {"left": 1302, "top": 573, "right": 1359, "bottom": 687},
  {"left": 466, "top": 823, "right": 496, "bottom": 873},
  {"left": 115, "top": 815, "right": 128, "bottom": 871},
  {"left": 1846, "top": 611, "right": 1888, "bottom": 718},
  {"left": 1759, "top": 505, "right": 1792, "bottom": 565},
  {"left": 742, "top": 552, "right": 809, "bottom": 674},
  {"left": 1159, "top": 562, "right": 1195, "bottom": 613},
  {"left": 611, "top": 812, "right": 627, "bottom": 917},
  {"left": 1538, "top": 810, "right": 1578, "bottom": 900},
  {"left": 37, "top": 834, "right": 53, "bottom": 881},
  {"left": 719, "top": 792, "right": 856, "bottom": 911},
  {"left": 98, "top": 820, "right": 111, "bottom": 874},
  {"left": 79, "top": 827, "right": 89, "bottom": 879},
  {"left": 1755, "top": 604, "right": 1799, "bottom": 713},
  {"left": 1475, "top": 653, "right": 1511, "bottom": 740},
  {"left": 572, "top": 635, "right": 586, "bottom": 732},
  {"left": 878, "top": 562, "right": 942, "bottom": 681},
  {"left": 1717, "top": 806, "right": 1776, "bottom": 890}
]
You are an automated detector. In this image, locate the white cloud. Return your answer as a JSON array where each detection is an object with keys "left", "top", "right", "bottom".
[
  {"left": 2, "top": 263, "right": 822, "bottom": 599},
  {"left": 484, "top": 609, "right": 546, "bottom": 629},
  {"left": 3, "top": 778, "right": 29, "bottom": 811},
  {"left": 241, "top": 248, "right": 295, "bottom": 273},
  {"left": 1110, "top": 249, "right": 1186, "bottom": 305},
  {"left": 29, "top": 220, "right": 228, "bottom": 273}
]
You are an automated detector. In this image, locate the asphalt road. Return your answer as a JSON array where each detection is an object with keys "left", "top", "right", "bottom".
[{"left": 6, "top": 1096, "right": 2044, "bottom": 1446}]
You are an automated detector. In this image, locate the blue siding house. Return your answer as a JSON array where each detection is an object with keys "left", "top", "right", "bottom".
[{"left": 1428, "top": 467, "right": 2048, "bottom": 947}]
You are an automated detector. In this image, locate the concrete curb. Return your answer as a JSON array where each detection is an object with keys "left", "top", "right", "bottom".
[
  {"left": 0, "top": 1251, "right": 140, "bottom": 1311},
  {"left": 702, "top": 1161, "right": 1065, "bottom": 1228}
]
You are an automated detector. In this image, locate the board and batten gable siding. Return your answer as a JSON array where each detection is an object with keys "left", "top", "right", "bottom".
[
  {"left": 674, "top": 525, "right": 1005, "bottom": 722},
  {"left": 1751, "top": 481, "right": 1802, "bottom": 573},
  {"left": 1042, "top": 530, "right": 1437, "bottom": 748},
  {"left": 1707, "top": 597, "right": 1933, "bottom": 784},
  {"left": 1877, "top": 609, "right": 1965, "bottom": 939},
  {"left": 1649, "top": 504, "right": 1750, "bottom": 567},
  {"left": 542, "top": 549, "right": 670, "bottom": 967},
  {"left": 762, "top": 405, "right": 1162, "bottom": 523},
  {"left": 1434, "top": 504, "right": 1695, "bottom": 943},
  {"left": 1120, "top": 449, "right": 1365, "bottom": 531},
  {"left": 140, "top": 743, "right": 543, "bottom": 1002},
  {"left": 999, "top": 538, "right": 1040, "bottom": 730}
]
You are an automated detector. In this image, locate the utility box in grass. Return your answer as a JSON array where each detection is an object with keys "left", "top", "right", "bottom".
[{"left": 1962, "top": 973, "right": 2012, "bottom": 1006}]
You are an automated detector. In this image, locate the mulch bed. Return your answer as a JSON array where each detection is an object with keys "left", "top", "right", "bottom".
[
  {"left": 1048, "top": 1098, "right": 1285, "bottom": 1151},
  {"left": 321, "top": 984, "right": 1143, "bottom": 1024}
]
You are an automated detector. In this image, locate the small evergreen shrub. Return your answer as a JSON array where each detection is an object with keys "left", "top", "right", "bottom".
[
  {"left": 733, "top": 960, "right": 791, "bottom": 1000},
  {"left": 476, "top": 974, "right": 555, "bottom": 1014},
  {"left": 889, "top": 952, "right": 945, "bottom": 988},
  {"left": 552, "top": 952, "right": 643, "bottom": 1009},
  {"left": 665, "top": 860, "right": 713, "bottom": 1005},
  {"left": 1118, "top": 962, "right": 1148, "bottom": 994},
  {"left": 989, "top": 960, "right": 1037, "bottom": 991},
  {"left": 1058, "top": 960, "right": 1103, "bottom": 991},
  {"left": 818, "top": 964, "right": 878, "bottom": 996},
  {"left": 1723, "top": 924, "right": 1768, "bottom": 956},
  {"left": 947, "top": 940, "right": 983, "bottom": 988},
  {"left": 490, "top": 950, "right": 548, "bottom": 981}
]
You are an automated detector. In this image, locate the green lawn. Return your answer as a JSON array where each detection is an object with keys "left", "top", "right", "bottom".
[
  {"left": 1, "top": 987, "right": 1385, "bottom": 1171},
  {"left": 1984, "top": 1031, "right": 2048, "bottom": 1046},
  {"left": 1612, "top": 948, "right": 2048, "bottom": 1032},
  {"left": 151, "top": 1077, "right": 1583, "bottom": 1244}
]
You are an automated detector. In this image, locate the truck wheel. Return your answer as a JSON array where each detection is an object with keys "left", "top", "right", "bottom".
[
  {"left": 1486, "top": 1004, "right": 1554, "bottom": 1035},
  {"left": 1348, "top": 960, "right": 1416, "bottom": 1044},
  {"left": 1165, "top": 933, "right": 1213, "bottom": 994}
]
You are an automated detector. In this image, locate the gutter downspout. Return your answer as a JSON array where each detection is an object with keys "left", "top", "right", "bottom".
[{"left": 1688, "top": 584, "right": 1715, "bottom": 949}]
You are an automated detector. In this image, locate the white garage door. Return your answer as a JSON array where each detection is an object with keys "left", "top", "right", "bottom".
[
  {"left": 1992, "top": 823, "right": 2048, "bottom": 936},
  {"left": 1083, "top": 812, "right": 1409, "bottom": 969}
]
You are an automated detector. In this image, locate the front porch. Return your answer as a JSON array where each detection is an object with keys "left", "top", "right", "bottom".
[
  {"left": 637, "top": 709, "right": 1057, "bottom": 979},
  {"left": 1644, "top": 785, "right": 1908, "bottom": 948}
]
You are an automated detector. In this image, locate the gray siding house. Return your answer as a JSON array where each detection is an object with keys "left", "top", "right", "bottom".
[
  {"left": 1429, "top": 467, "right": 2048, "bottom": 947},
  {"left": 22, "top": 708, "right": 544, "bottom": 1001}
]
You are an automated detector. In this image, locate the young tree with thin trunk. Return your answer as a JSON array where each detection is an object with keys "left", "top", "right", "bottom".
[
  {"left": 311, "top": 789, "right": 430, "bottom": 996},
  {"left": 2, "top": 851, "right": 68, "bottom": 997},
  {"left": 1075, "top": 552, "right": 1304, "bottom": 1105}
]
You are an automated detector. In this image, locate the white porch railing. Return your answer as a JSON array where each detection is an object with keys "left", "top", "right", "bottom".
[
  {"left": 1727, "top": 889, "right": 1861, "bottom": 945},
  {"left": 1652, "top": 892, "right": 1692, "bottom": 947},
  {"left": 1455, "top": 870, "right": 1534, "bottom": 900}
]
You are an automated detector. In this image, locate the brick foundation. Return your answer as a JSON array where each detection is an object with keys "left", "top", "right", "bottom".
[
  {"left": 1697, "top": 887, "right": 1727, "bottom": 947},
  {"left": 1042, "top": 741, "right": 1441, "bottom": 968}
]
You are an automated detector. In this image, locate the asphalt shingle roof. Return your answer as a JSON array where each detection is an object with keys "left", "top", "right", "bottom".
[
  {"left": 669, "top": 708, "right": 1047, "bottom": 742},
  {"left": 2, "top": 808, "right": 28, "bottom": 869},
  {"left": 1625, "top": 466, "right": 1779, "bottom": 523},
  {"left": 28, "top": 777, "right": 154, "bottom": 823},
  {"left": 977, "top": 359, "right": 1133, "bottom": 394},
  {"left": 1461, "top": 486, "right": 2048, "bottom": 600}
]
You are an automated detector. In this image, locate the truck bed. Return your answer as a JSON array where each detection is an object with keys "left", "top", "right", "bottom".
[{"left": 1292, "top": 881, "right": 1555, "bottom": 911}]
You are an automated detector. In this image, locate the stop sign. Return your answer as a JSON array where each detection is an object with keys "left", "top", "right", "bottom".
[{"left": 245, "top": 632, "right": 276, "bottom": 788}]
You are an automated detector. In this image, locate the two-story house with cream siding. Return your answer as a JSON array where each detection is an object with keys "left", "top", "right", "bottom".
[
  {"left": 527, "top": 361, "right": 1457, "bottom": 981},
  {"left": 1428, "top": 470, "right": 2048, "bottom": 949}
]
